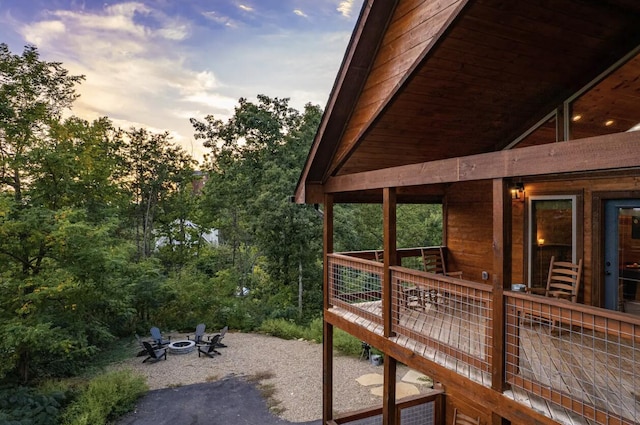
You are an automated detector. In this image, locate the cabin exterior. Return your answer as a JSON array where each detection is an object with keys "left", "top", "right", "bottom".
[{"left": 295, "top": 1, "right": 640, "bottom": 424}]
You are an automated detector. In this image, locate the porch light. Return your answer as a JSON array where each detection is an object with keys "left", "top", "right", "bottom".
[
  {"left": 605, "top": 119, "right": 615, "bottom": 127},
  {"left": 538, "top": 238, "right": 545, "bottom": 246},
  {"left": 511, "top": 182, "right": 525, "bottom": 201},
  {"left": 572, "top": 114, "right": 582, "bottom": 122}
]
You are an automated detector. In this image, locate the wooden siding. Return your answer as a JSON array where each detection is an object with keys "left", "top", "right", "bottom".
[
  {"left": 445, "top": 181, "right": 494, "bottom": 284},
  {"left": 443, "top": 175, "right": 640, "bottom": 308},
  {"left": 329, "top": 0, "right": 463, "bottom": 176}
]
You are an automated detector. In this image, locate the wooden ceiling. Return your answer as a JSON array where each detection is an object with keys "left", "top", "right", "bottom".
[{"left": 302, "top": 0, "right": 640, "bottom": 184}]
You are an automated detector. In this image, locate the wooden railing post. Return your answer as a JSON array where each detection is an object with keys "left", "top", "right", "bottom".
[
  {"left": 491, "top": 179, "right": 512, "bottom": 397},
  {"left": 323, "top": 194, "right": 334, "bottom": 425}
]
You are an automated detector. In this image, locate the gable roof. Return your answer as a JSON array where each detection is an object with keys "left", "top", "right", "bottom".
[{"left": 296, "top": 0, "right": 640, "bottom": 203}]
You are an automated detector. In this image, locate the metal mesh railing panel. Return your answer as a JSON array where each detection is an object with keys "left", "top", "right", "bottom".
[
  {"left": 342, "top": 416, "right": 382, "bottom": 425},
  {"left": 400, "top": 400, "right": 435, "bottom": 425},
  {"left": 391, "top": 268, "right": 493, "bottom": 384},
  {"left": 505, "top": 294, "right": 640, "bottom": 425},
  {"left": 334, "top": 399, "right": 436, "bottom": 425},
  {"left": 328, "top": 254, "right": 384, "bottom": 325}
]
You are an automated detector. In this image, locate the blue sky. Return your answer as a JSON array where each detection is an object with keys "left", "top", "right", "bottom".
[{"left": 0, "top": 0, "right": 363, "bottom": 160}]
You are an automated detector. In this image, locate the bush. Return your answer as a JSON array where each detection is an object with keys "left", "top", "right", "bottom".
[
  {"left": 61, "top": 370, "right": 147, "bottom": 425},
  {"left": 0, "top": 385, "right": 65, "bottom": 425},
  {"left": 259, "top": 317, "right": 365, "bottom": 357},
  {"left": 258, "top": 318, "right": 306, "bottom": 340}
]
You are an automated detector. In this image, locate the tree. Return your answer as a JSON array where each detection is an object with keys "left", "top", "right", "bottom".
[
  {"left": 191, "top": 96, "right": 324, "bottom": 320},
  {"left": 0, "top": 44, "right": 84, "bottom": 202},
  {"left": 119, "top": 128, "right": 197, "bottom": 259}
]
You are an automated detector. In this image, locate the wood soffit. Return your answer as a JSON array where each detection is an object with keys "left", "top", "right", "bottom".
[{"left": 296, "top": 0, "right": 640, "bottom": 203}]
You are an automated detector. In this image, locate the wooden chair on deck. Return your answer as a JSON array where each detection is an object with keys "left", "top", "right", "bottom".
[
  {"left": 403, "top": 248, "right": 462, "bottom": 311},
  {"left": 424, "top": 247, "right": 463, "bottom": 307},
  {"left": 452, "top": 408, "right": 480, "bottom": 425},
  {"left": 374, "top": 250, "right": 384, "bottom": 262},
  {"left": 545, "top": 256, "right": 582, "bottom": 303},
  {"left": 421, "top": 247, "right": 460, "bottom": 277},
  {"left": 524, "top": 256, "right": 582, "bottom": 331}
]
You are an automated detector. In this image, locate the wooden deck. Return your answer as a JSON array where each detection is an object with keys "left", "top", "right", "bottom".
[{"left": 330, "top": 301, "right": 640, "bottom": 425}]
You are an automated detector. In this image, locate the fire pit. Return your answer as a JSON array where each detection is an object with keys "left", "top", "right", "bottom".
[{"left": 167, "top": 340, "right": 196, "bottom": 355}]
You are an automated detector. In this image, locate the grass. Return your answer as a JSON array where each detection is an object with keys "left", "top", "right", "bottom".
[{"left": 79, "top": 337, "right": 140, "bottom": 378}]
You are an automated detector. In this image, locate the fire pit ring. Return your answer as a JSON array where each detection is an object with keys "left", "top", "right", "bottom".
[{"left": 168, "top": 340, "right": 196, "bottom": 355}]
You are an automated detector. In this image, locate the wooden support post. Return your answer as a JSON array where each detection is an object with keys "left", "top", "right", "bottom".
[
  {"left": 383, "top": 187, "right": 397, "bottom": 338},
  {"left": 491, "top": 179, "right": 512, "bottom": 393},
  {"left": 323, "top": 194, "right": 334, "bottom": 424},
  {"left": 382, "top": 187, "right": 397, "bottom": 425},
  {"left": 383, "top": 355, "right": 397, "bottom": 425},
  {"left": 323, "top": 320, "right": 334, "bottom": 425}
]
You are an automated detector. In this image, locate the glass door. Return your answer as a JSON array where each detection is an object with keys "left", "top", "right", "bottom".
[
  {"left": 528, "top": 196, "right": 577, "bottom": 291},
  {"left": 604, "top": 200, "right": 640, "bottom": 312}
]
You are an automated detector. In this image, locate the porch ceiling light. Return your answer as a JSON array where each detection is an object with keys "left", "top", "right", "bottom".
[
  {"left": 572, "top": 114, "right": 582, "bottom": 122},
  {"left": 511, "top": 182, "right": 525, "bottom": 201}
]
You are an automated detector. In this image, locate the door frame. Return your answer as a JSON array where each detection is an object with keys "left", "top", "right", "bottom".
[
  {"left": 592, "top": 190, "right": 640, "bottom": 308},
  {"left": 524, "top": 190, "right": 584, "bottom": 290}
]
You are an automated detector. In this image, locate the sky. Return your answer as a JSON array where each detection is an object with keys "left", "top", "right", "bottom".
[{"left": 0, "top": 0, "right": 364, "bottom": 161}]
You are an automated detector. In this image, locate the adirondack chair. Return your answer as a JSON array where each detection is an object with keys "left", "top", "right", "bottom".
[
  {"left": 142, "top": 341, "right": 167, "bottom": 363},
  {"left": 187, "top": 323, "right": 207, "bottom": 345},
  {"left": 150, "top": 327, "right": 171, "bottom": 347},
  {"left": 135, "top": 334, "right": 151, "bottom": 356},
  {"left": 197, "top": 335, "right": 221, "bottom": 358},
  {"left": 213, "top": 326, "right": 228, "bottom": 348}
]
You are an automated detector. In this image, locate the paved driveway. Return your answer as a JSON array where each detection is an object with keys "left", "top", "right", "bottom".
[{"left": 117, "top": 376, "right": 322, "bottom": 425}]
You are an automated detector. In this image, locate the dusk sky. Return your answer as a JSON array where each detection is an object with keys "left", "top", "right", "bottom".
[{"left": 0, "top": 0, "right": 364, "bottom": 161}]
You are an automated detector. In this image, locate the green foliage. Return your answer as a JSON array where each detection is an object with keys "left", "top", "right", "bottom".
[
  {"left": 258, "top": 318, "right": 364, "bottom": 357},
  {"left": 259, "top": 318, "right": 307, "bottom": 340},
  {"left": 192, "top": 97, "right": 324, "bottom": 321},
  {"left": 0, "top": 385, "right": 66, "bottom": 425},
  {"left": 118, "top": 127, "right": 197, "bottom": 259},
  {"left": 334, "top": 203, "right": 442, "bottom": 252},
  {"left": 60, "top": 370, "right": 147, "bottom": 425}
]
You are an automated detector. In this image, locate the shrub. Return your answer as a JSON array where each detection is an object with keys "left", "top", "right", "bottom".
[
  {"left": 259, "top": 317, "right": 366, "bottom": 357},
  {"left": 0, "top": 385, "right": 65, "bottom": 425},
  {"left": 258, "top": 318, "right": 306, "bottom": 340},
  {"left": 61, "top": 370, "right": 147, "bottom": 425}
]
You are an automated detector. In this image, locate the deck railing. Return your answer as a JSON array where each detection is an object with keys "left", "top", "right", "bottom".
[
  {"left": 505, "top": 292, "right": 640, "bottom": 425},
  {"left": 391, "top": 267, "right": 493, "bottom": 383},
  {"left": 328, "top": 253, "right": 384, "bottom": 327},
  {"left": 328, "top": 249, "right": 640, "bottom": 425},
  {"left": 327, "top": 393, "right": 442, "bottom": 425}
]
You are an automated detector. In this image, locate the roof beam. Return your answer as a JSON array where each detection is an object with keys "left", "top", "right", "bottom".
[{"left": 323, "top": 130, "right": 640, "bottom": 193}]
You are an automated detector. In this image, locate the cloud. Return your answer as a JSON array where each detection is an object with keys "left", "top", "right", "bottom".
[
  {"left": 201, "top": 11, "right": 238, "bottom": 28},
  {"left": 293, "top": 9, "right": 308, "bottom": 18},
  {"left": 337, "top": 0, "right": 356, "bottom": 18},
  {"left": 3, "top": 0, "right": 364, "bottom": 163},
  {"left": 13, "top": 2, "right": 237, "bottom": 162}
]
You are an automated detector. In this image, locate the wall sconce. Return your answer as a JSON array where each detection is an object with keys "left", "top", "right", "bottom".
[
  {"left": 538, "top": 238, "right": 545, "bottom": 246},
  {"left": 511, "top": 182, "right": 525, "bottom": 201}
]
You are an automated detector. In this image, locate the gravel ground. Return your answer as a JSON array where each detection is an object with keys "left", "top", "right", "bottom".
[{"left": 111, "top": 332, "right": 433, "bottom": 423}]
